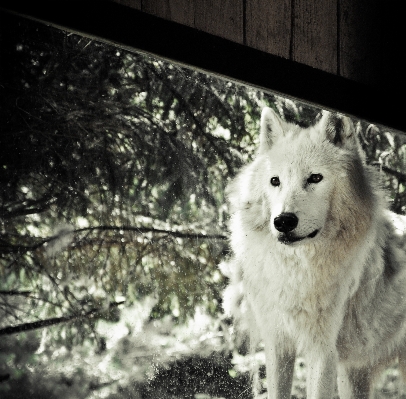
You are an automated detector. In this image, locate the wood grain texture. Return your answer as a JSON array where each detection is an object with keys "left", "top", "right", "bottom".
[
  {"left": 339, "top": 0, "right": 383, "bottom": 86},
  {"left": 111, "top": 0, "right": 141, "bottom": 10},
  {"left": 246, "top": 0, "right": 291, "bottom": 59},
  {"left": 292, "top": 0, "right": 337, "bottom": 74},
  {"left": 109, "top": 0, "right": 405, "bottom": 93},
  {"left": 142, "top": 0, "right": 195, "bottom": 26},
  {"left": 194, "top": 0, "right": 244, "bottom": 43}
]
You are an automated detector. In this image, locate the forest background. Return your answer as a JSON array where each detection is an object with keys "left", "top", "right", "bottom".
[{"left": 1, "top": 13, "right": 406, "bottom": 399}]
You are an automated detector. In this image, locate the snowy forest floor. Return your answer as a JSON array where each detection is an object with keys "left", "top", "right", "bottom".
[{"left": 2, "top": 303, "right": 406, "bottom": 399}]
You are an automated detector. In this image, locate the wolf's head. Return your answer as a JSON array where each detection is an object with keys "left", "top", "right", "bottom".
[{"left": 228, "top": 107, "right": 376, "bottom": 247}]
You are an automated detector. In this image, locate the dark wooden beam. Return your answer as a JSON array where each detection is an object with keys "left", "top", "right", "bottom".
[{"left": 0, "top": 0, "right": 404, "bottom": 133}]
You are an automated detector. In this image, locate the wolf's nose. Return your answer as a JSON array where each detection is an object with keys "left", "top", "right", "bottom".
[{"left": 274, "top": 213, "right": 298, "bottom": 233}]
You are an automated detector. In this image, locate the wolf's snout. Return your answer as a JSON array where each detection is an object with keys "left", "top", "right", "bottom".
[{"left": 274, "top": 213, "right": 298, "bottom": 233}]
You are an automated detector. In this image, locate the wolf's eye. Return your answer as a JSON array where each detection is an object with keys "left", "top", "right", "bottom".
[
  {"left": 308, "top": 174, "right": 323, "bottom": 184},
  {"left": 270, "top": 177, "right": 280, "bottom": 186}
]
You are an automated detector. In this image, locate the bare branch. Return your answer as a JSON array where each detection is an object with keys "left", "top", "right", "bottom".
[
  {"left": 0, "top": 301, "right": 125, "bottom": 336},
  {"left": 0, "top": 290, "right": 31, "bottom": 296},
  {"left": 371, "top": 162, "right": 406, "bottom": 183},
  {"left": 75, "top": 225, "right": 228, "bottom": 240}
]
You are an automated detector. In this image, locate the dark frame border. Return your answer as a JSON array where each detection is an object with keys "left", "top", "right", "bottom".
[{"left": 1, "top": 0, "right": 404, "bottom": 132}]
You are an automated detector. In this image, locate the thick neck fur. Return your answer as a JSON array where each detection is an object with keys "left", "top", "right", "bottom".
[{"left": 226, "top": 143, "right": 392, "bottom": 358}]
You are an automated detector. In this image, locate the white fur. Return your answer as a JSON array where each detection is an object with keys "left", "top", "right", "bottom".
[{"left": 223, "top": 107, "right": 406, "bottom": 399}]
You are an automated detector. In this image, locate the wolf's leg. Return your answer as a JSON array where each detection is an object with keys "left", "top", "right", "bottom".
[
  {"left": 398, "top": 347, "right": 406, "bottom": 397},
  {"left": 264, "top": 337, "right": 295, "bottom": 399},
  {"left": 337, "top": 364, "right": 372, "bottom": 399},
  {"left": 306, "top": 349, "right": 337, "bottom": 399}
]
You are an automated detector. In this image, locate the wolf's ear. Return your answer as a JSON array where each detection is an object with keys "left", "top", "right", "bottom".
[
  {"left": 319, "top": 111, "right": 356, "bottom": 148},
  {"left": 259, "top": 107, "right": 284, "bottom": 154}
]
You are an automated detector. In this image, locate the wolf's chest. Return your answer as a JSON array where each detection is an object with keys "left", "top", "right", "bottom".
[
  {"left": 245, "top": 252, "right": 326, "bottom": 303},
  {"left": 243, "top": 249, "right": 343, "bottom": 338}
]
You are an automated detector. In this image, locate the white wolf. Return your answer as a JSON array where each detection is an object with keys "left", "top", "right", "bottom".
[{"left": 222, "top": 107, "right": 406, "bottom": 399}]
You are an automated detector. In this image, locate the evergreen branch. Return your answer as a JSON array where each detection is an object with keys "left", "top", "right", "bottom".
[
  {"left": 145, "top": 64, "right": 236, "bottom": 174},
  {"left": 0, "top": 226, "right": 227, "bottom": 254}
]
